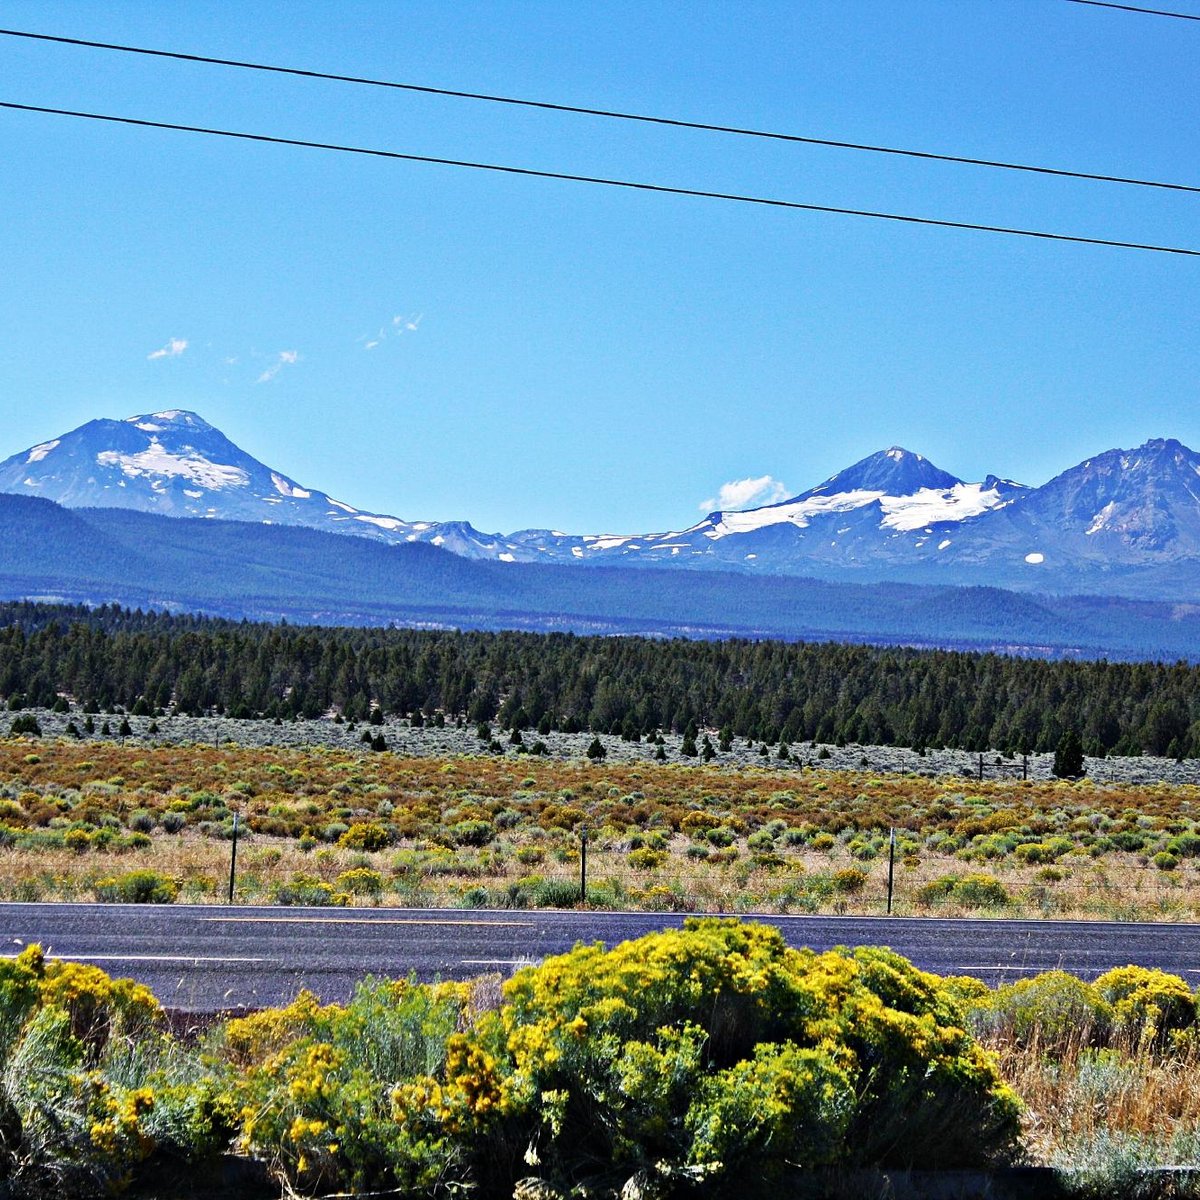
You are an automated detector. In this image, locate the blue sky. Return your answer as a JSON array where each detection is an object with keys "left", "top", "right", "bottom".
[{"left": 2, "top": 0, "right": 1198, "bottom": 534}]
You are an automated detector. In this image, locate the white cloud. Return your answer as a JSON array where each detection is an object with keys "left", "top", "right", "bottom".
[
  {"left": 257, "top": 349, "right": 300, "bottom": 384},
  {"left": 700, "top": 475, "right": 789, "bottom": 513},
  {"left": 147, "top": 337, "right": 188, "bottom": 361},
  {"left": 361, "top": 312, "right": 423, "bottom": 350}
]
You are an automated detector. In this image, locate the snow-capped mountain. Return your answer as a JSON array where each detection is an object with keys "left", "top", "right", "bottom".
[
  {"left": 926, "top": 438, "right": 1200, "bottom": 588},
  {"left": 4, "top": 412, "right": 1200, "bottom": 599},
  {"left": 0, "top": 410, "right": 530, "bottom": 559},
  {"left": 504, "top": 447, "right": 1027, "bottom": 570}
]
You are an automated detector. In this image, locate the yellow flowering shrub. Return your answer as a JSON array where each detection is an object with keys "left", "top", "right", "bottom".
[
  {"left": 233, "top": 976, "right": 468, "bottom": 1194},
  {"left": 482, "top": 919, "right": 1020, "bottom": 1192},
  {"left": 1093, "top": 965, "right": 1197, "bottom": 1044},
  {"left": 0, "top": 951, "right": 235, "bottom": 1197}
]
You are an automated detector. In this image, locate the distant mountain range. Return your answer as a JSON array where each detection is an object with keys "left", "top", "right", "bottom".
[
  {"left": 3, "top": 410, "right": 1200, "bottom": 601},
  {"left": 4, "top": 491, "right": 1200, "bottom": 660}
]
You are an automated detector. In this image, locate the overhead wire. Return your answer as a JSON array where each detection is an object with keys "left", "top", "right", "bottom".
[
  {"left": 0, "top": 27, "right": 1197, "bottom": 195},
  {"left": 2, "top": 100, "right": 1197, "bottom": 257},
  {"left": 1064, "top": 0, "right": 1200, "bottom": 21}
]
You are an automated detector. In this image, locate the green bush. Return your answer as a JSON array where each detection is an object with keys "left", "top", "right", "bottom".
[
  {"left": 450, "top": 819, "right": 495, "bottom": 847},
  {"left": 232, "top": 978, "right": 466, "bottom": 1195},
  {"left": 969, "top": 970, "right": 1112, "bottom": 1051},
  {"left": 627, "top": 846, "right": 667, "bottom": 870},
  {"left": 917, "top": 873, "right": 1010, "bottom": 910},
  {"left": 0, "top": 947, "right": 234, "bottom": 1195},
  {"left": 272, "top": 873, "right": 351, "bottom": 907},
  {"left": 8, "top": 713, "right": 41, "bottom": 736},
  {"left": 95, "top": 870, "right": 179, "bottom": 904},
  {"left": 530, "top": 878, "right": 583, "bottom": 908},
  {"left": 337, "top": 822, "right": 392, "bottom": 852},
  {"left": 335, "top": 867, "right": 385, "bottom": 898}
]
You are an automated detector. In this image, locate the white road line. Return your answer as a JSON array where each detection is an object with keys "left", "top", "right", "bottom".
[
  {"left": 461, "top": 958, "right": 537, "bottom": 966},
  {"left": 202, "top": 916, "right": 536, "bottom": 927},
  {"left": 0, "top": 953, "right": 273, "bottom": 964}
]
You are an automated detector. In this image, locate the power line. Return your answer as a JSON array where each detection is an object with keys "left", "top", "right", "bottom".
[
  {"left": 1, "top": 26, "right": 1197, "bottom": 196},
  {"left": 1064, "top": 0, "right": 1200, "bottom": 20},
  {"left": 2, "top": 99, "right": 1196, "bottom": 257}
]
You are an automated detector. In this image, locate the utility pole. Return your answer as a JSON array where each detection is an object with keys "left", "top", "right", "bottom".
[
  {"left": 228, "top": 812, "right": 239, "bottom": 903},
  {"left": 886, "top": 827, "right": 896, "bottom": 915}
]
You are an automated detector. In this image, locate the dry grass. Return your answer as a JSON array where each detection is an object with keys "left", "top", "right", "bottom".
[
  {"left": 3, "top": 737, "right": 1200, "bottom": 918},
  {"left": 983, "top": 1026, "right": 1200, "bottom": 1194}
]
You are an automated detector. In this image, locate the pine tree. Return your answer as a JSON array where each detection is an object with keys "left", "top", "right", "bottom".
[{"left": 1052, "top": 729, "right": 1085, "bottom": 779}]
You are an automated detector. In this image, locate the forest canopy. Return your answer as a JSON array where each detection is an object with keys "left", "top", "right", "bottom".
[{"left": 0, "top": 601, "right": 1197, "bottom": 758}]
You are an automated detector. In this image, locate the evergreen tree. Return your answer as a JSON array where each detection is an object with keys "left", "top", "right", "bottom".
[
  {"left": 586, "top": 736, "right": 607, "bottom": 760},
  {"left": 1052, "top": 729, "right": 1086, "bottom": 779}
]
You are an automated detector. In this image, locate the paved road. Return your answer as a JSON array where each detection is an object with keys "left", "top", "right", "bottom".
[{"left": 2, "top": 902, "right": 1199, "bottom": 1011}]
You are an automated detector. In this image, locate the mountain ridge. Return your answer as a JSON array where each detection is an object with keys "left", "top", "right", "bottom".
[
  {"left": 4, "top": 410, "right": 1200, "bottom": 599},
  {"left": 4, "top": 492, "right": 1200, "bottom": 660}
]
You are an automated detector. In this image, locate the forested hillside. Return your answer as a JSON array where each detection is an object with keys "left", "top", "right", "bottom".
[
  {"left": 7, "top": 495, "right": 1200, "bottom": 658},
  {"left": 1, "top": 602, "right": 1198, "bottom": 757}
]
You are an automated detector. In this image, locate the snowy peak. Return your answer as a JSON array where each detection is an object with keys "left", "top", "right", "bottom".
[
  {"left": 0, "top": 409, "right": 526, "bottom": 561},
  {"left": 1011, "top": 437, "right": 1200, "bottom": 553},
  {"left": 690, "top": 447, "right": 1014, "bottom": 542},
  {"left": 122, "top": 409, "right": 215, "bottom": 433},
  {"left": 809, "top": 446, "right": 962, "bottom": 498}
]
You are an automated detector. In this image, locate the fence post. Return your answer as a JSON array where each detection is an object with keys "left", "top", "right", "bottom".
[
  {"left": 1023, "top": 754, "right": 1029, "bottom": 781},
  {"left": 886, "top": 827, "right": 896, "bottom": 915},
  {"left": 978, "top": 753, "right": 983, "bottom": 782},
  {"left": 579, "top": 824, "right": 588, "bottom": 905},
  {"left": 228, "top": 811, "right": 239, "bottom": 904}
]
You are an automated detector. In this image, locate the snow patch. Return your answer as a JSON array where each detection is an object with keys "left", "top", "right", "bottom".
[
  {"left": 586, "top": 535, "right": 631, "bottom": 550},
  {"left": 708, "top": 488, "right": 884, "bottom": 536},
  {"left": 1086, "top": 502, "right": 1117, "bottom": 536},
  {"left": 271, "top": 473, "right": 311, "bottom": 499},
  {"left": 183, "top": 489, "right": 203, "bottom": 498},
  {"left": 938, "top": 539, "right": 952, "bottom": 550},
  {"left": 431, "top": 536, "right": 445, "bottom": 547},
  {"left": 354, "top": 514, "right": 405, "bottom": 531},
  {"left": 327, "top": 498, "right": 357, "bottom": 513},
  {"left": 134, "top": 422, "right": 163, "bottom": 432},
  {"left": 95, "top": 440, "right": 249, "bottom": 489},
  {"left": 697, "top": 480, "right": 1008, "bottom": 541},
  {"left": 1025, "top": 552, "right": 1045, "bottom": 564},
  {"left": 879, "top": 483, "right": 1004, "bottom": 532},
  {"left": 498, "top": 552, "right": 515, "bottom": 562},
  {"left": 26, "top": 440, "right": 59, "bottom": 463},
  {"left": 571, "top": 547, "right": 584, "bottom": 558}
]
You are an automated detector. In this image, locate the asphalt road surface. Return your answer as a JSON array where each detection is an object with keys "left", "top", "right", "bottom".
[{"left": 3, "top": 902, "right": 1199, "bottom": 1011}]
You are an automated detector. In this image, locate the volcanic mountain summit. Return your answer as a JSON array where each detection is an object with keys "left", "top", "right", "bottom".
[{"left": 3, "top": 410, "right": 1200, "bottom": 598}]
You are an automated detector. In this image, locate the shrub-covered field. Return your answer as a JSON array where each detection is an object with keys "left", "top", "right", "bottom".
[
  {"left": 3, "top": 736, "right": 1200, "bottom": 920},
  {"left": 3, "top": 922, "right": 1200, "bottom": 1199}
]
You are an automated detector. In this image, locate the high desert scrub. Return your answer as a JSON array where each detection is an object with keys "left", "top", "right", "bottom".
[
  {"left": 1, "top": 921, "right": 1024, "bottom": 1199},
  {"left": 3, "top": 737, "right": 1200, "bottom": 920},
  {"left": 7, "top": 924, "right": 1200, "bottom": 1198}
]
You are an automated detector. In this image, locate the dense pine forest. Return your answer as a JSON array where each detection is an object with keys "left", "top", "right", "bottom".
[{"left": 0, "top": 601, "right": 1198, "bottom": 757}]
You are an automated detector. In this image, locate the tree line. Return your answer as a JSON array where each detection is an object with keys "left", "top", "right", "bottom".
[{"left": 0, "top": 601, "right": 1198, "bottom": 758}]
